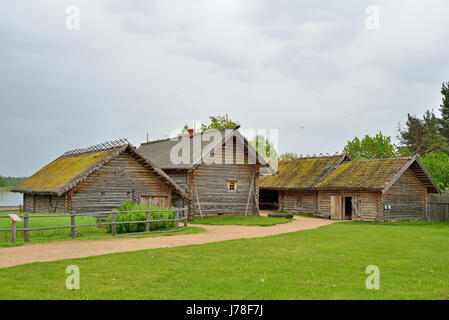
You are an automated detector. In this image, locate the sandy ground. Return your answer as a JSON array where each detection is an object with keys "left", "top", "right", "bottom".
[{"left": 0, "top": 212, "right": 334, "bottom": 269}]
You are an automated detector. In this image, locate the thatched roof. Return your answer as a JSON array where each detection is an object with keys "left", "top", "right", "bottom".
[
  {"left": 260, "top": 155, "right": 347, "bottom": 190},
  {"left": 317, "top": 156, "right": 440, "bottom": 193},
  {"left": 138, "top": 127, "right": 275, "bottom": 173},
  {"left": 12, "top": 140, "right": 187, "bottom": 197}
]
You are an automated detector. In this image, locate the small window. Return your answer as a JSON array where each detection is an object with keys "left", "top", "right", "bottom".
[{"left": 227, "top": 180, "right": 238, "bottom": 192}]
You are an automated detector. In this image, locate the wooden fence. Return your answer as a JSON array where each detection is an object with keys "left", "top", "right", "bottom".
[
  {"left": 427, "top": 193, "right": 449, "bottom": 221},
  {"left": 0, "top": 207, "right": 188, "bottom": 243}
]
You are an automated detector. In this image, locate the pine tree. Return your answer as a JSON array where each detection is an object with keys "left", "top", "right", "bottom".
[{"left": 439, "top": 82, "right": 449, "bottom": 140}]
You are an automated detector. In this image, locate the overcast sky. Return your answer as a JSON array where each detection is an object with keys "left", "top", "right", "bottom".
[{"left": 1, "top": 0, "right": 449, "bottom": 176}]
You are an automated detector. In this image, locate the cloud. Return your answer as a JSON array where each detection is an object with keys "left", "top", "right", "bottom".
[{"left": 0, "top": 0, "right": 449, "bottom": 176}]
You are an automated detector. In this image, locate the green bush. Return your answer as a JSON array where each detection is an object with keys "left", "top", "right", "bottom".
[{"left": 106, "top": 201, "right": 176, "bottom": 234}]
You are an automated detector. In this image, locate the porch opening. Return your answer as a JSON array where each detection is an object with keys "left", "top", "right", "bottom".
[
  {"left": 259, "top": 189, "right": 279, "bottom": 210},
  {"left": 344, "top": 197, "right": 352, "bottom": 220}
]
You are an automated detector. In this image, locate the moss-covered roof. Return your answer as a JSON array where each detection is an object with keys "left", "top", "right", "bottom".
[
  {"left": 260, "top": 156, "right": 346, "bottom": 189},
  {"left": 13, "top": 150, "right": 117, "bottom": 195},
  {"left": 317, "top": 157, "right": 413, "bottom": 191},
  {"left": 13, "top": 142, "right": 188, "bottom": 197}
]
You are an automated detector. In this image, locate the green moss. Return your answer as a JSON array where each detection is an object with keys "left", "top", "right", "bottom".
[
  {"left": 317, "top": 158, "right": 410, "bottom": 189},
  {"left": 260, "top": 157, "right": 340, "bottom": 189},
  {"left": 16, "top": 151, "right": 113, "bottom": 193}
]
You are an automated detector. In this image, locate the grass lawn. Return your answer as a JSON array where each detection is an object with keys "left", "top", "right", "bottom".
[
  {"left": 1, "top": 221, "right": 449, "bottom": 299},
  {"left": 190, "top": 214, "right": 293, "bottom": 226},
  {"left": 0, "top": 212, "right": 204, "bottom": 247}
]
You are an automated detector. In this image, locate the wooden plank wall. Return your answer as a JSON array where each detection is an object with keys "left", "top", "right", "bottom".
[
  {"left": 164, "top": 169, "right": 188, "bottom": 208},
  {"left": 427, "top": 193, "right": 449, "bottom": 221},
  {"left": 278, "top": 190, "right": 317, "bottom": 213},
  {"left": 188, "top": 136, "right": 261, "bottom": 215},
  {"left": 317, "top": 191, "right": 380, "bottom": 221},
  {"left": 382, "top": 167, "right": 427, "bottom": 221},
  {"left": 70, "top": 152, "right": 172, "bottom": 213},
  {"left": 23, "top": 193, "right": 66, "bottom": 213},
  {"left": 193, "top": 164, "right": 258, "bottom": 215}
]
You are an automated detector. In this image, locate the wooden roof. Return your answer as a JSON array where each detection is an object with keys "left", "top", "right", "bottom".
[
  {"left": 317, "top": 156, "right": 440, "bottom": 193},
  {"left": 138, "top": 127, "right": 275, "bottom": 173},
  {"left": 12, "top": 140, "right": 187, "bottom": 197},
  {"left": 260, "top": 155, "right": 347, "bottom": 190}
]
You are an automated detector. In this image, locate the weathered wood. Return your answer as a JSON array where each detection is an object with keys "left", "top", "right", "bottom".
[
  {"left": 11, "top": 220, "right": 16, "bottom": 243},
  {"left": 382, "top": 167, "right": 427, "bottom": 221},
  {"left": 9, "top": 214, "right": 22, "bottom": 243},
  {"left": 21, "top": 150, "right": 181, "bottom": 215},
  {"left": 24, "top": 212, "right": 29, "bottom": 242},
  {"left": 71, "top": 213, "right": 76, "bottom": 239},
  {"left": 268, "top": 213, "right": 293, "bottom": 219}
]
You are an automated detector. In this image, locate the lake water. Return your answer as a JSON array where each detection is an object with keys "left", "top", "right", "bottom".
[{"left": 0, "top": 191, "right": 22, "bottom": 206}]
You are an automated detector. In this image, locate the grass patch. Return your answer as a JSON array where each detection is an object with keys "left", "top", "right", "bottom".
[
  {"left": 190, "top": 214, "right": 292, "bottom": 226},
  {"left": 0, "top": 212, "right": 204, "bottom": 247},
  {"left": 2, "top": 221, "right": 449, "bottom": 299}
]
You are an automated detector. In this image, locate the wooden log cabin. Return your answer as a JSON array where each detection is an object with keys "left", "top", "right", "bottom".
[
  {"left": 138, "top": 127, "right": 274, "bottom": 218},
  {"left": 259, "top": 155, "right": 348, "bottom": 212},
  {"left": 315, "top": 156, "right": 440, "bottom": 221},
  {"left": 12, "top": 140, "right": 186, "bottom": 214}
]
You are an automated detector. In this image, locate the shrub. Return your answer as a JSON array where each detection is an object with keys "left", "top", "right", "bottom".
[{"left": 106, "top": 201, "right": 176, "bottom": 234}]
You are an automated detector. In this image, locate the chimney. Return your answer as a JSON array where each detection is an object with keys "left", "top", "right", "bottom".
[{"left": 188, "top": 128, "right": 195, "bottom": 137}]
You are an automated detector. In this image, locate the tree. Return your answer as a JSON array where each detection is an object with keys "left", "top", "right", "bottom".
[
  {"left": 249, "top": 134, "right": 278, "bottom": 160},
  {"left": 200, "top": 115, "right": 239, "bottom": 132},
  {"left": 344, "top": 132, "right": 401, "bottom": 160},
  {"left": 0, "top": 175, "right": 10, "bottom": 188},
  {"left": 398, "top": 114, "right": 424, "bottom": 155},
  {"left": 439, "top": 81, "right": 449, "bottom": 140},
  {"left": 280, "top": 152, "right": 300, "bottom": 161},
  {"left": 398, "top": 110, "right": 448, "bottom": 158},
  {"left": 179, "top": 115, "right": 239, "bottom": 136},
  {"left": 419, "top": 152, "right": 449, "bottom": 190},
  {"left": 178, "top": 124, "right": 190, "bottom": 137}
]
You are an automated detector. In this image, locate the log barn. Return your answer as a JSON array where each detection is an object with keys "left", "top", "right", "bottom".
[
  {"left": 12, "top": 140, "right": 186, "bottom": 214},
  {"left": 259, "top": 155, "right": 348, "bottom": 212},
  {"left": 138, "top": 127, "right": 274, "bottom": 217},
  {"left": 315, "top": 156, "right": 440, "bottom": 221}
]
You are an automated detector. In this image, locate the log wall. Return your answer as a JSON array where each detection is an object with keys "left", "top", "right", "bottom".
[
  {"left": 277, "top": 190, "right": 318, "bottom": 213},
  {"left": 317, "top": 191, "right": 380, "bottom": 222},
  {"left": 382, "top": 167, "right": 427, "bottom": 221},
  {"left": 193, "top": 164, "right": 258, "bottom": 215},
  {"left": 69, "top": 152, "right": 172, "bottom": 213},
  {"left": 23, "top": 193, "right": 67, "bottom": 213}
]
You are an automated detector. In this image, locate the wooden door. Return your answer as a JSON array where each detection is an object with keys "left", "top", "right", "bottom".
[
  {"left": 297, "top": 193, "right": 302, "bottom": 212},
  {"left": 351, "top": 195, "right": 362, "bottom": 218},
  {"left": 140, "top": 196, "right": 169, "bottom": 208},
  {"left": 330, "top": 195, "right": 342, "bottom": 219}
]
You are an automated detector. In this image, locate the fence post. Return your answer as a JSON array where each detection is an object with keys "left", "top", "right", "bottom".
[
  {"left": 24, "top": 212, "right": 29, "bottom": 242},
  {"left": 184, "top": 206, "right": 188, "bottom": 227},
  {"left": 11, "top": 220, "right": 17, "bottom": 243},
  {"left": 175, "top": 209, "right": 179, "bottom": 230},
  {"left": 71, "top": 212, "right": 76, "bottom": 239},
  {"left": 112, "top": 212, "right": 116, "bottom": 236},
  {"left": 146, "top": 209, "right": 150, "bottom": 233}
]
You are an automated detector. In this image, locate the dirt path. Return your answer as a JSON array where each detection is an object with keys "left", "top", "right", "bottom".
[{"left": 0, "top": 214, "right": 334, "bottom": 269}]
